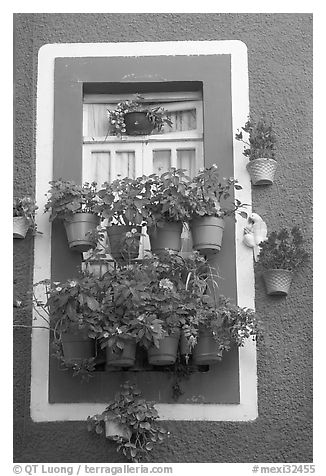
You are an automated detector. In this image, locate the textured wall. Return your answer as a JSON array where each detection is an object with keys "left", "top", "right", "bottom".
[{"left": 13, "top": 13, "right": 313, "bottom": 463}]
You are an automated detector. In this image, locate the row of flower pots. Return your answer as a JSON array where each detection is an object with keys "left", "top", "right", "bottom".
[
  {"left": 42, "top": 167, "right": 244, "bottom": 256},
  {"left": 34, "top": 251, "right": 259, "bottom": 379},
  {"left": 61, "top": 214, "right": 225, "bottom": 257},
  {"left": 63, "top": 329, "right": 223, "bottom": 369}
]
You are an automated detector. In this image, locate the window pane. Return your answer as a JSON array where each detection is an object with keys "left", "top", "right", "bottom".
[
  {"left": 169, "top": 109, "right": 197, "bottom": 132},
  {"left": 153, "top": 150, "right": 171, "bottom": 175},
  {"left": 177, "top": 148, "right": 196, "bottom": 177},
  {"left": 115, "top": 151, "right": 135, "bottom": 179},
  {"left": 88, "top": 151, "right": 111, "bottom": 185}
]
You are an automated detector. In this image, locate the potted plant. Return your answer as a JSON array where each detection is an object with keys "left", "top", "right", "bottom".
[
  {"left": 190, "top": 295, "right": 259, "bottom": 365},
  {"left": 235, "top": 115, "right": 277, "bottom": 185},
  {"left": 87, "top": 382, "right": 169, "bottom": 462},
  {"left": 33, "top": 274, "right": 104, "bottom": 378},
  {"left": 187, "top": 165, "right": 247, "bottom": 254},
  {"left": 96, "top": 176, "right": 148, "bottom": 261},
  {"left": 137, "top": 251, "right": 212, "bottom": 365},
  {"left": 89, "top": 264, "right": 163, "bottom": 368},
  {"left": 257, "top": 226, "right": 309, "bottom": 296},
  {"left": 13, "top": 196, "right": 39, "bottom": 239},
  {"left": 44, "top": 179, "right": 100, "bottom": 252},
  {"left": 107, "top": 95, "right": 173, "bottom": 136},
  {"left": 144, "top": 168, "right": 192, "bottom": 254}
]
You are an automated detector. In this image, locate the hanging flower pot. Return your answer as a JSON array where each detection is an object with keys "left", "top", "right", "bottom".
[
  {"left": 105, "top": 416, "right": 132, "bottom": 440},
  {"left": 61, "top": 328, "right": 95, "bottom": 364},
  {"left": 13, "top": 216, "right": 30, "bottom": 239},
  {"left": 190, "top": 216, "right": 225, "bottom": 254},
  {"left": 263, "top": 269, "right": 293, "bottom": 296},
  {"left": 246, "top": 158, "right": 277, "bottom": 185},
  {"left": 124, "top": 111, "right": 155, "bottom": 136},
  {"left": 147, "top": 331, "right": 180, "bottom": 366},
  {"left": 192, "top": 328, "right": 223, "bottom": 365},
  {"left": 64, "top": 212, "right": 99, "bottom": 252},
  {"left": 148, "top": 222, "right": 183, "bottom": 254},
  {"left": 106, "top": 339, "right": 137, "bottom": 368},
  {"left": 107, "top": 225, "right": 141, "bottom": 261}
]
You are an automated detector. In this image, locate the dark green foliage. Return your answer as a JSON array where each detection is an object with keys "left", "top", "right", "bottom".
[
  {"left": 87, "top": 382, "right": 169, "bottom": 462},
  {"left": 235, "top": 115, "right": 276, "bottom": 161},
  {"left": 258, "top": 226, "right": 309, "bottom": 271},
  {"left": 44, "top": 179, "right": 99, "bottom": 221},
  {"left": 13, "top": 196, "right": 39, "bottom": 233},
  {"left": 186, "top": 164, "right": 247, "bottom": 219}
]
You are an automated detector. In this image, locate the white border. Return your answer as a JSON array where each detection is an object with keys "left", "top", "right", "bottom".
[{"left": 32, "top": 40, "right": 255, "bottom": 422}]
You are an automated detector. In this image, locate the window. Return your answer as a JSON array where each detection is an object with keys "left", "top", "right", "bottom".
[
  {"left": 32, "top": 40, "right": 256, "bottom": 421},
  {"left": 82, "top": 89, "right": 204, "bottom": 260}
]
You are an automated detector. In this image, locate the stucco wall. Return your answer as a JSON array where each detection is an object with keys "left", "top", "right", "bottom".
[{"left": 13, "top": 13, "right": 313, "bottom": 463}]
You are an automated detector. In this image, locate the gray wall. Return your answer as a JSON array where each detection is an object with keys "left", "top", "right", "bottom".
[{"left": 13, "top": 13, "right": 313, "bottom": 463}]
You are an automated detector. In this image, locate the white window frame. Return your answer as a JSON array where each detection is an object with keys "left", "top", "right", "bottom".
[{"left": 32, "top": 40, "right": 255, "bottom": 422}]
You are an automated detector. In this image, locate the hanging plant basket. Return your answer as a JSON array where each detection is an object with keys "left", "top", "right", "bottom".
[
  {"left": 147, "top": 331, "right": 180, "bottom": 366},
  {"left": 107, "top": 225, "right": 141, "bottom": 261},
  {"left": 246, "top": 158, "right": 277, "bottom": 185},
  {"left": 106, "top": 339, "right": 137, "bottom": 368},
  {"left": 13, "top": 216, "right": 30, "bottom": 239},
  {"left": 61, "top": 328, "right": 95, "bottom": 363},
  {"left": 148, "top": 222, "right": 183, "bottom": 254},
  {"left": 124, "top": 111, "right": 155, "bottom": 136},
  {"left": 64, "top": 212, "right": 99, "bottom": 252},
  {"left": 192, "top": 328, "right": 223, "bottom": 365},
  {"left": 190, "top": 216, "right": 225, "bottom": 254},
  {"left": 105, "top": 417, "right": 132, "bottom": 440},
  {"left": 263, "top": 269, "right": 293, "bottom": 296}
]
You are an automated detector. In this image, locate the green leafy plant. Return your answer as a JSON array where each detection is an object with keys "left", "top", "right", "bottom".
[
  {"left": 87, "top": 382, "right": 169, "bottom": 462},
  {"left": 96, "top": 176, "right": 149, "bottom": 226},
  {"left": 13, "top": 196, "right": 39, "bottom": 234},
  {"left": 44, "top": 179, "right": 100, "bottom": 221},
  {"left": 187, "top": 164, "right": 247, "bottom": 219},
  {"left": 33, "top": 274, "right": 105, "bottom": 378},
  {"left": 144, "top": 168, "right": 192, "bottom": 227},
  {"left": 235, "top": 115, "right": 276, "bottom": 161},
  {"left": 107, "top": 95, "right": 173, "bottom": 136},
  {"left": 88, "top": 262, "right": 166, "bottom": 353},
  {"left": 88, "top": 250, "right": 215, "bottom": 354},
  {"left": 257, "top": 226, "right": 309, "bottom": 271},
  {"left": 195, "top": 295, "right": 259, "bottom": 358}
]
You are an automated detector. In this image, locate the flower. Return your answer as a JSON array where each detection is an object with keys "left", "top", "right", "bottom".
[
  {"left": 56, "top": 286, "right": 62, "bottom": 292},
  {"left": 125, "top": 231, "right": 133, "bottom": 238},
  {"left": 131, "top": 228, "right": 138, "bottom": 234},
  {"left": 159, "top": 278, "right": 174, "bottom": 291},
  {"left": 69, "top": 280, "right": 78, "bottom": 287}
]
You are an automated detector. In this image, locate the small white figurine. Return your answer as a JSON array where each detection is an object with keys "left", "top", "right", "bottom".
[{"left": 243, "top": 212, "right": 268, "bottom": 261}]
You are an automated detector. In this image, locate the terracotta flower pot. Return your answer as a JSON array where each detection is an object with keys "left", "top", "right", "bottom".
[
  {"left": 263, "top": 269, "right": 293, "bottom": 296},
  {"left": 190, "top": 216, "right": 225, "bottom": 254},
  {"left": 147, "top": 331, "right": 180, "bottom": 366},
  {"left": 246, "top": 158, "right": 277, "bottom": 185},
  {"left": 124, "top": 111, "right": 155, "bottom": 135},
  {"left": 148, "top": 222, "right": 183, "bottom": 254},
  {"left": 107, "top": 225, "right": 141, "bottom": 261},
  {"left": 64, "top": 212, "right": 99, "bottom": 252},
  {"left": 192, "top": 329, "right": 223, "bottom": 365},
  {"left": 61, "top": 328, "right": 95, "bottom": 363},
  {"left": 106, "top": 339, "right": 137, "bottom": 368},
  {"left": 13, "top": 216, "right": 30, "bottom": 239},
  {"left": 105, "top": 417, "right": 132, "bottom": 440}
]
